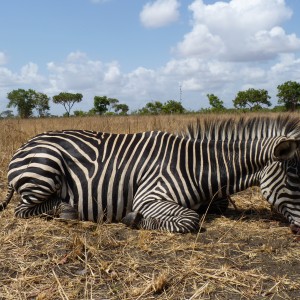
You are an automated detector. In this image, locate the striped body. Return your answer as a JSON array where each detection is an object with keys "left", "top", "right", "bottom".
[
  {"left": 2, "top": 117, "right": 300, "bottom": 233},
  {"left": 8, "top": 131, "right": 202, "bottom": 224}
]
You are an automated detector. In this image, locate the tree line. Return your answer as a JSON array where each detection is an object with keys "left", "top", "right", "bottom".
[{"left": 1, "top": 80, "right": 300, "bottom": 118}]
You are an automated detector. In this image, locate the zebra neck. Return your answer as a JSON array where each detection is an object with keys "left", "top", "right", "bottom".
[{"left": 194, "top": 138, "right": 273, "bottom": 200}]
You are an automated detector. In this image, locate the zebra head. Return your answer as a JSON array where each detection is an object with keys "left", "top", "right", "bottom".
[{"left": 260, "top": 139, "right": 300, "bottom": 232}]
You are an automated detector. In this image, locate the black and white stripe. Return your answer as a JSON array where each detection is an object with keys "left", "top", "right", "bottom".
[{"left": 1, "top": 116, "right": 300, "bottom": 232}]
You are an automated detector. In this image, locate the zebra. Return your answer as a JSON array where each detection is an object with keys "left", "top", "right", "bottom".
[{"left": 1, "top": 116, "right": 300, "bottom": 233}]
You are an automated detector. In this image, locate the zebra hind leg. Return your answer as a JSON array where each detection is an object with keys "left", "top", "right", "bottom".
[
  {"left": 15, "top": 196, "right": 78, "bottom": 221},
  {"left": 123, "top": 199, "right": 200, "bottom": 233},
  {"left": 52, "top": 202, "right": 79, "bottom": 220}
]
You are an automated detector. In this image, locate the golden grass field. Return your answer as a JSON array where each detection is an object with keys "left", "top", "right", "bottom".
[{"left": 0, "top": 114, "right": 300, "bottom": 300}]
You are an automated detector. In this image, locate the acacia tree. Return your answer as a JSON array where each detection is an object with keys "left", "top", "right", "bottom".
[
  {"left": 277, "top": 81, "right": 300, "bottom": 111},
  {"left": 233, "top": 88, "right": 271, "bottom": 110},
  {"left": 7, "top": 89, "right": 49, "bottom": 118},
  {"left": 52, "top": 92, "right": 83, "bottom": 117}
]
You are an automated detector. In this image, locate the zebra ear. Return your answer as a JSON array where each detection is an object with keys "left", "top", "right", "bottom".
[{"left": 274, "top": 139, "right": 300, "bottom": 160}]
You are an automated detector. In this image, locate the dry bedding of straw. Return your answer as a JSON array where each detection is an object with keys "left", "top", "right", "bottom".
[{"left": 1, "top": 187, "right": 300, "bottom": 300}]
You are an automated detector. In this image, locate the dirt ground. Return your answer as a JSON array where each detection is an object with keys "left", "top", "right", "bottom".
[{"left": 1, "top": 188, "right": 300, "bottom": 300}]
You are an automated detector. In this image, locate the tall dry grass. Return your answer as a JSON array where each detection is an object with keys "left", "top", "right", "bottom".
[{"left": 0, "top": 111, "right": 295, "bottom": 173}]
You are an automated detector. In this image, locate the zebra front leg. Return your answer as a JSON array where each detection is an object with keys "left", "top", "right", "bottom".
[{"left": 122, "top": 200, "right": 200, "bottom": 233}]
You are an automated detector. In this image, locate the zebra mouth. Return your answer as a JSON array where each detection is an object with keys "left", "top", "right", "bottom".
[{"left": 290, "top": 223, "right": 300, "bottom": 235}]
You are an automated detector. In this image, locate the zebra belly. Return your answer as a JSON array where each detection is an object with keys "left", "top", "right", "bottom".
[{"left": 69, "top": 168, "right": 136, "bottom": 223}]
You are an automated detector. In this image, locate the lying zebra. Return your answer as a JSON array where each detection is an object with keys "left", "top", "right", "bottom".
[{"left": 1, "top": 116, "right": 300, "bottom": 234}]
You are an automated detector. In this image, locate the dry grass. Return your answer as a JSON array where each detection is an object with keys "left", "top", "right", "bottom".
[{"left": 1, "top": 113, "right": 300, "bottom": 300}]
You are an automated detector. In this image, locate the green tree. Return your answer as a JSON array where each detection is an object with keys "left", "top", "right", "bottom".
[
  {"left": 52, "top": 92, "right": 83, "bottom": 117},
  {"left": 277, "top": 81, "right": 300, "bottom": 111},
  {"left": 233, "top": 88, "right": 271, "bottom": 110},
  {"left": 145, "top": 101, "right": 164, "bottom": 114},
  {"left": 162, "top": 100, "right": 185, "bottom": 114},
  {"left": 94, "top": 96, "right": 109, "bottom": 115},
  {"left": 207, "top": 94, "right": 225, "bottom": 111},
  {"left": 7, "top": 89, "right": 43, "bottom": 118},
  {"left": 133, "top": 101, "right": 163, "bottom": 115},
  {"left": 114, "top": 103, "right": 129, "bottom": 115},
  {"left": 35, "top": 92, "right": 50, "bottom": 117},
  {"left": 93, "top": 96, "right": 119, "bottom": 115},
  {"left": 135, "top": 100, "right": 185, "bottom": 115}
]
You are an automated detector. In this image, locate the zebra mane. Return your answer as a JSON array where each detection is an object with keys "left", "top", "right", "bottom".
[{"left": 182, "top": 116, "right": 300, "bottom": 141}]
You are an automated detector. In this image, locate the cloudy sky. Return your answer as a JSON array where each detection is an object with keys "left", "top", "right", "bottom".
[{"left": 1, "top": 0, "right": 300, "bottom": 115}]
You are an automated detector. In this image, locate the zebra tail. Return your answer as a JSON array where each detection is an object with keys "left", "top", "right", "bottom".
[{"left": 0, "top": 184, "right": 14, "bottom": 212}]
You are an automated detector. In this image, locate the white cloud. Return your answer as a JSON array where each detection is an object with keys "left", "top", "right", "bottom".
[
  {"left": 124, "top": 67, "right": 157, "bottom": 96},
  {"left": 104, "top": 62, "right": 122, "bottom": 83},
  {"left": 1, "top": 50, "right": 300, "bottom": 115},
  {"left": 175, "top": 0, "right": 300, "bottom": 62},
  {"left": 66, "top": 51, "right": 88, "bottom": 62},
  {"left": 174, "top": 24, "right": 224, "bottom": 58},
  {"left": 162, "top": 57, "right": 238, "bottom": 95},
  {"left": 19, "top": 62, "right": 45, "bottom": 84},
  {"left": 46, "top": 53, "right": 104, "bottom": 92},
  {"left": 140, "top": 0, "right": 180, "bottom": 28},
  {"left": 0, "top": 62, "right": 45, "bottom": 88},
  {"left": 0, "top": 68, "right": 17, "bottom": 87},
  {"left": 269, "top": 54, "right": 300, "bottom": 84},
  {"left": 247, "top": 27, "right": 300, "bottom": 59}
]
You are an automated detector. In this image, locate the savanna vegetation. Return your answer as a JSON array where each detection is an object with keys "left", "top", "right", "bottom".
[
  {"left": 0, "top": 114, "right": 300, "bottom": 299},
  {"left": 1, "top": 80, "right": 300, "bottom": 118}
]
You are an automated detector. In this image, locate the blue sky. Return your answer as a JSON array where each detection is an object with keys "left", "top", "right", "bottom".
[{"left": 1, "top": 0, "right": 300, "bottom": 115}]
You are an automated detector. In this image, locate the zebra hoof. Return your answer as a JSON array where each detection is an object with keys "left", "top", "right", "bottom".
[
  {"left": 59, "top": 210, "right": 79, "bottom": 220},
  {"left": 122, "top": 211, "right": 143, "bottom": 229},
  {"left": 58, "top": 203, "right": 79, "bottom": 220}
]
